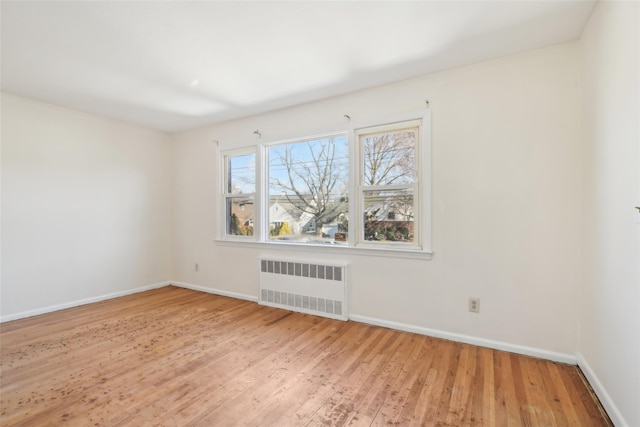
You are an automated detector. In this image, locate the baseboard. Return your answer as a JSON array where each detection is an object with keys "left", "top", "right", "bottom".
[
  {"left": 0, "top": 281, "right": 171, "bottom": 323},
  {"left": 349, "top": 314, "right": 577, "bottom": 365},
  {"left": 576, "top": 352, "right": 628, "bottom": 427},
  {"left": 170, "top": 281, "right": 258, "bottom": 303}
]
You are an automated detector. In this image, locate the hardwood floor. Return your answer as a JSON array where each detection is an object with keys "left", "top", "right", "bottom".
[{"left": 1, "top": 286, "right": 610, "bottom": 426}]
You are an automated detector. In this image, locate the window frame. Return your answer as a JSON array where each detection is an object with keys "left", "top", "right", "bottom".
[
  {"left": 263, "top": 132, "right": 350, "bottom": 246},
  {"left": 217, "top": 110, "right": 432, "bottom": 259},
  {"left": 354, "top": 119, "right": 422, "bottom": 250},
  {"left": 221, "top": 147, "right": 259, "bottom": 241}
]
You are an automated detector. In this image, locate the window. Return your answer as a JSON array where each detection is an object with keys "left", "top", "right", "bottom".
[
  {"left": 268, "top": 134, "right": 349, "bottom": 244},
  {"left": 357, "top": 121, "right": 419, "bottom": 248},
  {"left": 223, "top": 151, "right": 256, "bottom": 237},
  {"left": 219, "top": 112, "right": 430, "bottom": 257}
]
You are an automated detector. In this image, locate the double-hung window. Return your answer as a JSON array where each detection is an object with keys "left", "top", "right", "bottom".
[
  {"left": 223, "top": 150, "right": 256, "bottom": 237},
  {"left": 219, "top": 112, "right": 430, "bottom": 257},
  {"left": 357, "top": 120, "right": 420, "bottom": 249}
]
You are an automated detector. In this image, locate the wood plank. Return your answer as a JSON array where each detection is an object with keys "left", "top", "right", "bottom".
[
  {"left": 0, "top": 286, "right": 612, "bottom": 426},
  {"left": 494, "top": 350, "right": 521, "bottom": 426},
  {"left": 478, "top": 346, "right": 495, "bottom": 426}
]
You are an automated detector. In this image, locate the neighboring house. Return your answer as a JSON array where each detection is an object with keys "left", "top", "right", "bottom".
[
  {"left": 236, "top": 201, "right": 254, "bottom": 228},
  {"left": 269, "top": 201, "right": 299, "bottom": 234},
  {"left": 364, "top": 197, "right": 414, "bottom": 241},
  {"left": 261, "top": 195, "right": 410, "bottom": 240},
  {"left": 269, "top": 196, "right": 346, "bottom": 239},
  {"left": 364, "top": 197, "right": 414, "bottom": 222}
]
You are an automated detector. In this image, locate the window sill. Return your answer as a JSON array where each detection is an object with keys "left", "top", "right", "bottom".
[{"left": 214, "top": 239, "right": 433, "bottom": 260}]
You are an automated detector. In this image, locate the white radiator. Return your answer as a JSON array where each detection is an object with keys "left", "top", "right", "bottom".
[{"left": 259, "top": 257, "right": 348, "bottom": 321}]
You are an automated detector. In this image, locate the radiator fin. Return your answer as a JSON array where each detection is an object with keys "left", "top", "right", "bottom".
[{"left": 261, "top": 260, "right": 343, "bottom": 281}]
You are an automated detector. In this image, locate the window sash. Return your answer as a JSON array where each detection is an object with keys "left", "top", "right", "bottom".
[
  {"left": 355, "top": 119, "right": 421, "bottom": 249},
  {"left": 223, "top": 150, "right": 257, "bottom": 240}
]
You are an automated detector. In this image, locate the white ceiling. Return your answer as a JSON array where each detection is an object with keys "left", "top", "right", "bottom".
[{"left": 1, "top": 1, "right": 596, "bottom": 133}]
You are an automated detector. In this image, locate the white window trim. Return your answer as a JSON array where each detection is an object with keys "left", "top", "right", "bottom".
[{"left": 215, "top": 109, "right": 432, "bottom": 260}]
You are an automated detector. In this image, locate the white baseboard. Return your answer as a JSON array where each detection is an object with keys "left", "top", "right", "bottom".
[
  {"left": 170, "top": 281, "right": 258, "bottom": 303},
  {"left": 349, "top": 314, "right": 577, "bottom": 365},
  {"left": 0, "top": 281, "right": 171, "bottom": 323},
  {"left": 576, "top": 352, "right": 628, "bottom": 427}
]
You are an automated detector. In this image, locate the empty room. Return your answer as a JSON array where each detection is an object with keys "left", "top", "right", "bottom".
[{"left": 1, "top": 1, "right": 638, "bottom": 426}]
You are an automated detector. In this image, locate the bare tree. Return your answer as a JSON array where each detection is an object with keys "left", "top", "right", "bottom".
[
  {"left": 270, "top": 130, "right": 415, "bottom": 241},
  {"left": 363, "top": 131, "right": 415, "bottom": 186},
  {"left": 270, "top": 138, "right": 348, "bottom": 236}
]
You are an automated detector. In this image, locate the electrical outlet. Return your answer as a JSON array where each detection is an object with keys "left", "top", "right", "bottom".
[
  {"left": 195, "top": 263, "right": 199, "bottom": 272},
  {"left": 468, "top": 298, "right": 480, "bottom": 313}
]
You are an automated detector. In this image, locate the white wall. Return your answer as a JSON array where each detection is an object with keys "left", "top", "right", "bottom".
[
  {"left": 1, "top": 93, "right": 173, "bottom": 319},
  {"left": 579, "top": 2, "right": 640, "bottom": 426},
  {"left": 172, "top": 42, "right": 582, "bottom": 359}
]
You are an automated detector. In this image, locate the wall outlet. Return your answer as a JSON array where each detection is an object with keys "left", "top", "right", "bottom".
[
  {"left": 195, "top": 263, "right": 199, "bottom": 272},
  {"left": 468, "top": 298, "right": 480, "bottom": 313}
]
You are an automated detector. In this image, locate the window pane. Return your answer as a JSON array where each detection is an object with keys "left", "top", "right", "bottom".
[
  {"left": 268, "top": 135, "right": 349, "bottom": 244},
  {"left": 226, "top": 197, "right": 254, "bottom": 236},
  {"left": 227, "top": 153, "right": 255, "bottom": 194},
  {"left": 362, "top": 128, "right": 416, "bottom": 186},
  {"left": 363, "top": 189, "right": 414, "bottom": 243}
]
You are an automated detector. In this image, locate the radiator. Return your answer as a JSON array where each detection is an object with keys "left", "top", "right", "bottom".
[{"left": 259, "top": 257, "right": 348, "bottom": 321}]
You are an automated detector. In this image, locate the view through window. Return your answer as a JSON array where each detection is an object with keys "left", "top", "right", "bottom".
[
  {"left": 359, "top": 123, "right": 418, "bottom": 244},
  {"left": 268, "top": 135, "right": 349, "bottom": 244},
  {"left": 221, "top": 115, "right": 428, "bottom": 253},
  {"left": 224, "top": 152, "right": 255, "bottom": 237}
]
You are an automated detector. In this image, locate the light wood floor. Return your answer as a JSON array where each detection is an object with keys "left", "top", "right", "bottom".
[{"left": 1, "top": 286, "right": 610, "bottom": 426}]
